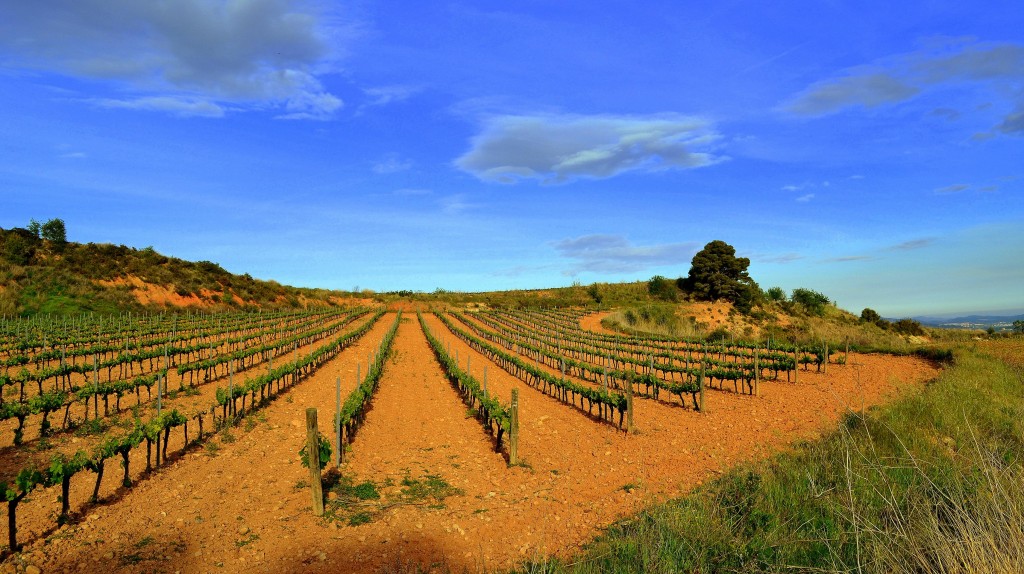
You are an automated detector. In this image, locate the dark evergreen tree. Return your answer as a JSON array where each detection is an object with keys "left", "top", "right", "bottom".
[{"left": 678, "top": 240, "right": 758, "bottom": 313}]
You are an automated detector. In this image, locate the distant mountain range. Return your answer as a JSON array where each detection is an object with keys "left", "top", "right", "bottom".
[{"left": 908, "top": 314, "right": 1024, "bottom": 331}]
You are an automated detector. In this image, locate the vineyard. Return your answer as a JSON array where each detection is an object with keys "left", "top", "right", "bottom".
[{"left": 0, "top": 307, "right": 940, "bottom": 573}]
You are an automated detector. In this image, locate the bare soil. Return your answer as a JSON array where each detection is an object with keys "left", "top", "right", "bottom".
[{"left": 2, "top": 313, "right": 940, "bottom": 574}]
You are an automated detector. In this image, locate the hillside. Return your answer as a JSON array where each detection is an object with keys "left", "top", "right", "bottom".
[
  {"left": 1, "top": 226, "right": 968, "bottom": 351},
  {"left": 0, "top": 227, "right": 352, "bottom": 316}
]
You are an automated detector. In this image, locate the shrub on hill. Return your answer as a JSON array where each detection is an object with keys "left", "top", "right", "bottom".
[
  {"left": 791, "top": 288, "right": 830, "bottom": 316},
  {"left": 765, "top": 286, "right": 786, "bottom": 302},
  {"left": 891, "top": 318, "right": 926, "bottom": 336},
  {"left": 647, "top": 275, "right": 680, "bottom": 302}
]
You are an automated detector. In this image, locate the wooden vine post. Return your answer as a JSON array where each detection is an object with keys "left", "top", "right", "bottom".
[
  {"left": 823, "top": 342, "right": 829, "bottom": 375},
  {"left": 626, "top": 374, "right": 635, "bottom": 434},
  {"left": 754, "top": 348, "right": 760, "bottom": 397},
  {"left": 509, "top": 389, "right": 520, "bottom": 466},
  {"left": 305, "top": 408, "right": 324, "bottom": 516},
  {"left": 698, "top": 362, "right": 706, "bottom": 413},
  {"left": 335, "top": 376, "right": 343, "bottom": 466}
]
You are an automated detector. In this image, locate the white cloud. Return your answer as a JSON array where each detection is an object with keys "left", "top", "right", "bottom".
[
  {"left": 455, "top": 113, "right": 724, "bottom": 184},
  {"left": 552, "top": 234, "right": 696, "bottom": 275},
  {"left": 0, "top": 0, "right": 348, "bottom": 119},
  {"left": 361, "top": 85, "right": 420, "bottom": 108},
  {"left": 785, "top": 41, "right": 1024, "bottom": 132},
  {"left": 95, "top": 96, "right": 226, "bottom": 117},
  {"left": 796, "top": 193, "right": 815, "bottom": 202}
]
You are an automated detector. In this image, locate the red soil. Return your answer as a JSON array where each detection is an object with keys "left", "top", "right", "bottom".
[{"left": 2, "top": 313, "right": 940, "bottom": 573}]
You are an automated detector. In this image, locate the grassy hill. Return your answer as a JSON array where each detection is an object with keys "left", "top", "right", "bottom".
[
  {"left": 0, "top": 226, "right": 351, "bottom": 316},
  {"left": 0, "top": 225, "right": 995, "bottom": 354}
]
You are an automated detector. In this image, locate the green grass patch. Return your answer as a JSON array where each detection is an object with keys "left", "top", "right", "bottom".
[
  {"left": 517, "top": 348, "right": 1024, "bottom": 573},
  {"left": 325, "top": 473, "right": 463, "bottom": 528}
]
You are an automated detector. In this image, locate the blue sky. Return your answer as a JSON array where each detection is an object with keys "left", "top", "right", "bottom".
[{"left": 1, "top": 1, "right": 1022, "bottom": 317}]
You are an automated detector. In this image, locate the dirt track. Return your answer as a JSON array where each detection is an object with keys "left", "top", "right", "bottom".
[{"left": 2, "top": 313, "right": 940, "bottom": 573}]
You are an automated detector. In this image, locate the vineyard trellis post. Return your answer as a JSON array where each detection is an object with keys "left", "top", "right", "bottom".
[
  {"left": 754, "top": 348, "right": 760, "bottom": 397},
  {"left": 510, "top": 388, "right": 520, "bottom": 466},
  {"left": 335, "top": 376, "right": 342, "bottom": 466},
  {"left": 698, "top": 362, "right": 706, "bottom": 413},
  {"left": 626, "top": 374, "right": 635, "bottom": 434},
  {"left": 823, "top": 342, "right": 829, "bottom": 375},
  {"left": 92, "top": 354, "right": 99, "bottom": 419},
  {"left": 794, "top": 346, "right": 799, "bottom": 384},
  {"left": 305, "top": 408, "right": 325, "bottom": 516}
]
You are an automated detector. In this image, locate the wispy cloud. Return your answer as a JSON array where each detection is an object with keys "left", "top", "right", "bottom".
[
  {"left": 0, "top": 0, "right": 351, "bottom": 119},
  {"left": 998, "top": 104, "right": 1024, "bottom": 135},
  {"left": 887, "top": 238, "right": 934, "bottom": 251},
  {"left": 59, "top": 151, "right": 87, "bottom": 159},
  {"left": 552, "top": 234, "right": 696, "bottom": 275},
  {"left": 759, "top": 253, "right": 804, "bottom": 264},
  {"left": 787, "top": 72, "right": 919, "bottom": 115},
  {"left": 935, "top": 183, "right": 970, "bottom": 194},
  {"left": 796, "top": 193, "right": 815, "bottom": 202},
  {"left": 456, "top": 113, "right": 724, "bottom": 184},
  {"left": 825, "top": 255, "right": 873, "bottom": 263},
  {"left": 361, "top": 85, "right": 420, "bottom": 109},
  {"left": 784, "top": 41, "right": 1024, "bottom": 134},
  {"left": 373, "top": 154, "right": 413, "bottom": 174},
  {"left": 95, "top": 96, "right": 226, "bottom": 118},
  {"left": 929, "top": 107, "right": 961, "bottom": 121},
  {"left": 440, "top": 194, "right": 474, "bottom": 214}
]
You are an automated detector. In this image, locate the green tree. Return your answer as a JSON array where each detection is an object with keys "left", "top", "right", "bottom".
[
  {"left": 791, "top": 288, "right": 830, "bottom": 315},
  {"left": 26, "top": 219, "right": 41, "bottom": 238},
  {"left": 679, "top": 240, "right": 758, "bottom": 313},
  {"left": 647, "top": 275, "right": 679, "bottom": 302},
  {"left": 766, "top": 286, "right": 786, "bottom": 302},
  {"left": 41, "top": 218, "right": 67, "bottom": 246},
  {"left": 1013, "top": 320, "right": 1024, "bottom": 334}
]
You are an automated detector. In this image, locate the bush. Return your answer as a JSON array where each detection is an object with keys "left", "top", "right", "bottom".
[
  {"left": 647, "top": 275, "right": 679, "bottom": 302},
  {"left": 892, "top": 318, "right": 925, "bottom": 336},
  {"left": 2, "top": 233, "right": 33, "bottom": 265},
  {"left": 765, "top": 286, "right": 786, "bottom": 302},
  {"left": 791, "top": 288, "right": 830, "bottom": 316},
  {"left": 860, "top": 308, "right": 881, "bottom": 323}
]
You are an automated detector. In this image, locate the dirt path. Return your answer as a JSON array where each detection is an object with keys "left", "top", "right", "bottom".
[
  {"left": 578, "top": 311, "right": 615, "bottom": 335},
  {"left": 3, "top": 313, "right": 941, "bottom": 574}
]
